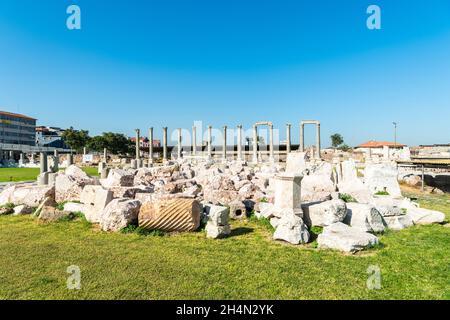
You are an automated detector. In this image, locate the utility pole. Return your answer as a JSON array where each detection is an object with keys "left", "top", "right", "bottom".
[{"left": 392, "top": 122, "right": 398, "bottom": 147}]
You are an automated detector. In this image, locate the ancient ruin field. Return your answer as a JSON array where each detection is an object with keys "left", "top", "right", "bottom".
[{"left": 0, "top": 188, "right": 448, "bottom": 300}]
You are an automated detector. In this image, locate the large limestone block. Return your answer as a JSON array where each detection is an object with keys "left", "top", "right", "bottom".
[
  {"left": 205, "top": 205, "right": 231, "bottom": 239},
  {"left": 337, "top": 179, "right": 372, "bottom": 204},
  {"left": 273, "top": 214, "right": 310, "bottom": 245},
  {"left": 84, "top": 187, "right": 114, "bottom": 223},
  {"left": 285, "top": 152, "right": 307, "bottom": 174},
  {"left": 406, "top": 207, "right": 445, "bottom": 225},
  {"left": 317, "top": 222, "right": 379, "bottom": 253},
  {"left": 63, "top": 202, "right": 88, "bottom": 213},
  {"left": 364, "top": 163, "right": 402, "bottom": 198},
  {"left": 374, "top": 205, "right": 404, "bottom": 217},
  {"left": 0, "top": 185, "right": 16, "bottom": 206},
  {"left": 138, "top": 198, "right": 201, "bottom": 232},
  {"left": 384, "top": 215, "right": 414, "bottom": 230},
  {"left": 339, "top": 159, "right": 358, "bottom": 183},
  {"left": 80, "top": 185, "right": 104, "bottom": 205},
  {"left": 206, "top": 224, "right": 231, "bottom": 239},
  {"left": 100, "top": 198, "right": 142, "bottom": 232},
  {"left": 11, "top": 185, "right": 55, "bottom": 207},
  {"left": 102, "top": 169, "right": 135, "bottom": 187},
  {"left": 55, "top": 174, "right": 86, "bottom": 203},
  {"left": 107, "top": 186, "right": 153, "bottom": 199},
  {"left": 65, "top": 165, "right": 90, "bottom": 179},
  {"left": 302, "top": 199, "right": 347, "bottom": 227},
  {"left": 134, "top": 168, "right": 153, "bottom": 186},
  {"left": 273, "top": 174, "right": 303, "bottom": 216},
  {"left": 206, "top": 205, "right": 230, "bottom": 226},
  {"left": 13, "top": 205, "right": 33, "bottom": 215},
  {"left": 38, "top": 206, "right": 72, "bottom": 222},
  {"left": 301, "top": 175, "right": 335, "bottom": 203},
  {"left": 344, "top": 203, "right": 386, "bottom": 233}
]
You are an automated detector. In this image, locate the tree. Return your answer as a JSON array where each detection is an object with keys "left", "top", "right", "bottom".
[
  {"left": 88, "top": 132, "right": 133, "bottom": 155},
  {"left": 61, "top": 127, "right": 90, "bottom": 153},
  {"left": 338, "top": 144, "right": 351, "bottom": 152},
  {"left": 87, "top": 135, "right": 107, "bottom": 152},
  {"left": 330, "top": 133, "right": 344, "bottom": 149}
]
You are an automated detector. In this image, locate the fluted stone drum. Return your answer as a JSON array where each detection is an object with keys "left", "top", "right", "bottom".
[{"left": 138, "top": 198, "right": 201, "bottom": 232}]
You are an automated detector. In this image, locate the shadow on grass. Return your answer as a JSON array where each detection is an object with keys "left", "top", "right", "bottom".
[{"left": 230, "top": 227, "right": 254, "bottom": 237}]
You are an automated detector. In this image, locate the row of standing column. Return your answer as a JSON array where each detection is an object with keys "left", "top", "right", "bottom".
[{"left": 140, "top": 123, "right": 320, "bottom": 163}]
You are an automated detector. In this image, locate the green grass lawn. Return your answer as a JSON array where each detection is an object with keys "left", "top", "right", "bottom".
[
  {"left": 0, "top": 167, "right": 99, "bottom": 182},
  {"left": 0, "top": 188, "right": 448, "bottom": 300}
]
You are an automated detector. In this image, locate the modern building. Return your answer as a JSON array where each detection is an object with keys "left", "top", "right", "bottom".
[
  {"left": 0, "top": 111, "right": 37, "bottom": 146},
  {"left": 35, "top": 126, "right": 69, "bottom": 149}
]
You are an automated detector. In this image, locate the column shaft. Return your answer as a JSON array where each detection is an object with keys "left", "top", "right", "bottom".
[
  {"left": 148, "top": 127, "right": 154, "bottom": 165},
  {"left": 192, "top": 126, "right": 197, "bottom": 156},
  {"left": 316, "top": 123, "right": 321, "bottom": 159},
  {"left": 286, "top": 124, "right": 291, "bottom": 153},
  {"left": 222, "top": 126, "right": 227, "bottom": 161},
  {"left": 237, "top": 125, "right": 242, "bottom": 161},
  {"left": 177, "top": 128, "right": 182, "bottom": 159},
  {"left": 300, "top": 124, "right": 305, "bottom": 152},
  {"left": 135, "top": 129, "right": 141, "bottom": 160},
  {"left": 207, "top": 126, "right": 212, "bottom": 159},
  {"left": 269, "top": 124, "right": 274, "bottom": 161},
  {"left": 163, "top": 127, "right": 168, "bottom": 161},
  {"left": 252, "top": 125, "right": 258, "bottom": 163}
]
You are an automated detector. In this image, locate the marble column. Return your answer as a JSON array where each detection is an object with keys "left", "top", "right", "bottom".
[
  {"left": 40, "top": 152, "right": 48, "bottom": 174},
  {"left": 103, "top": 148, "right": 107, "bottom": 162},
  {"left": 222, "top": 126, "right": 227, "bottom": 161},
  {"left": 269, "top": 123, "right": 274, "bottom": 162},
  {"left": 286, "top": 123, "right": 291, "bottom": 153},
  {"left": 162, "top": 127, "right": 168, "bottom": 162},
  {"left": 83, "top": 147, "right": 87, "bottom": 155},
  {"left": 135, "top": 129, "right": 141, "bottom": 160},
  {"left": 192, "top": 126, "right": 197, "bottom": 156},
  {"left": 316, "top": 123, "right": 321, "bottom": 159},
  {"left": 148, "top": 127, "right": 154, "bottom": 166},
  {"left": 177, "top": 128, "right": 182, "bottom": 159},
  {"left": 252, "top": 125, "right": 258, "bottom": 164},
  {"left": 300, "top": 123, "right": 305, "bottom": 152},
  {"left": 237, "top": 125, "right": 243, "bottom": 161},
  {"left": 207, "top": 126, "right": 212, "bottom": 159}
]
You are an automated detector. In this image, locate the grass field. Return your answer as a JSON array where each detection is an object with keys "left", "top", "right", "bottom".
[
  {"left": 0, "top": 186, "right": 448, "bottom": 300},
  {"left": 0, "top": 167, "right": 99, "bottom": 182}
]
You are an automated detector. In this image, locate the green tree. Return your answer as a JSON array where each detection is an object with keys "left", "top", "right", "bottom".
[
  {"left": 330, "top": 133, "right": 344, "bottom": 148},
  {"left": 88, "top": 132, "right": 133, "bottom": 155},
  {"left": 87, "top": 135, "right": 107, "bottom": 152},
  {"left": 338, "top": 144, "right": 351, "bottom": 152},
  {"left": 61, "top": 127, "right": 90, "bottom": 153}
]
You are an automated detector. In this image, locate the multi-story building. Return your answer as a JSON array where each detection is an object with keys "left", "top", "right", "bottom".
[
  {"left": 0, "top": 111, "right": 37, "bottom": 146},
  {"left": 35, "top": 126, "right": 69, "bottom": 149}
]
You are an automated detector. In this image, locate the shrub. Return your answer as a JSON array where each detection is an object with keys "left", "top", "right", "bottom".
[
  {"left": 339, "top": 193, "right": 357, "bottom": 203},
  {"left": 375, "top": 190, "right": 390, "bottom": 196}
]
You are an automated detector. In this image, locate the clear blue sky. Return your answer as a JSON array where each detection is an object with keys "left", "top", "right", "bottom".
[{"left": 1, "top": 0, "right": 449, "bottom": 147}]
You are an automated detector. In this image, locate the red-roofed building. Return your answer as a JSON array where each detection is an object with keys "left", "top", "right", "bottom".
[
  {"left": 130, "top": 137, "right": 161, "bottom": 148},
  {"left": 357, "top": 141, "right": 406, "bottom": 149}
]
